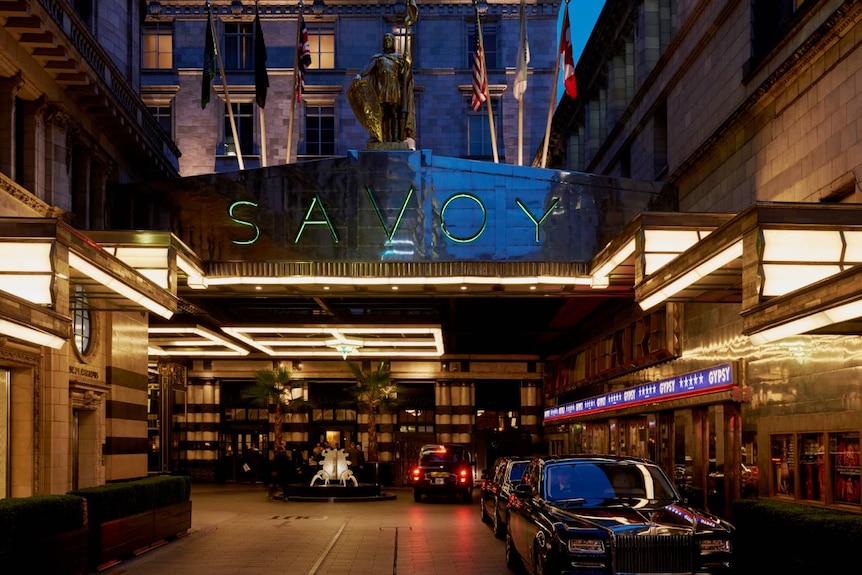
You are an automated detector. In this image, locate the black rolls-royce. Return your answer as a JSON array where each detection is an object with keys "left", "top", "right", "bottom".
[{"left": 505, "top": 455, "right": 734, "bottom": 575}]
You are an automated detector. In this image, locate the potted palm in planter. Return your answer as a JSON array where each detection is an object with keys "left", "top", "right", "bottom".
[
  {"left": 346, "top": 360, "right": 400, "bottom": 485},
  {"left": 242, "top": 366, "right": 307, "bottom": 487}
]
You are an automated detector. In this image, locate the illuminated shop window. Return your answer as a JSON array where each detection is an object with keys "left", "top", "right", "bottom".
[{"left": 831, "top": 431, "right": 860, "bottom": 506}]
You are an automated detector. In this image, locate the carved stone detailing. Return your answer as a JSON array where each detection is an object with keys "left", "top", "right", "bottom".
[
  {"left": 0, "top": 171, "right": 57, "bottom": 216},
  {"left": 70, "top": 388, "right": 104, "bottom": 411},
  {"left": 0, "top": 72, "right": 24, "bottom": 97},
  {"left": 43, "top": 104, "right": 73, "bottom": 130}
]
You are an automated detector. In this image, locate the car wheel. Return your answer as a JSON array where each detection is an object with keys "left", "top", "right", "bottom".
[
  {"left": 492, "top": 504, "right": 505, "bottom": 538},
  {"left": 532, "top": 536, "right": 560, "bottom": 575},
  {"left": 413, "top": 490, "right": 422, "bottom": 502},
  {"left": 462, "top": 489, "right": 473, "bottom": 504},
  {"left": 505, "top": 529, "right": 521, "bottom": 572}
]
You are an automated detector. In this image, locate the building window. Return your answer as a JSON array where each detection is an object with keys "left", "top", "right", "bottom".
[
  {"left": 147, "top": 104, "right": 173, "bottom": 138},
  {"left": 72, "top": 285, "right": 92, "bottom": 357},
  {"left": 468, "top": 24, "right": 497, "bottom": 69},
  {"left": 751, "top": 0, "right": 814, "bottom": 62},
  {"left": 143, "top": 23, "right": 173, "bottom": 69},
  {"left": 73, "top": 0, "right": 94, "bottom": 30},
  {"left": 223, "top": 102, "right": 255, "bottom": 156},
  {"left": 467, "top": 96, "right": 501, "bottom": 159},
  {"left": 397, "top": 408, "right": 434, "bottom": 433},
  {"left": 392, "top": 26, "right": 415, "bottom": 63},
  {"left": 307, "top": 24, "right": 335, "bottom": 69},
  {"left": 223, "top": 22, "right": 254, "bottom": 70},
  {"left": 304, "top": 105, "right": 335, "bottom": 156}
]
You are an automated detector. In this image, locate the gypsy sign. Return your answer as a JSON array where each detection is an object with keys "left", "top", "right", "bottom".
[
  {"left": 544, "top": 363, "right": 736, "bottom": 422},
  {"left": 227, "top": 187, "right": 560, "bottom": 246}
]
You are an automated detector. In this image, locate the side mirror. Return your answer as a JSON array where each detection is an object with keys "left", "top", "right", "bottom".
[{"left": 513, "top": 483, "right": 533, "bottom": 499}]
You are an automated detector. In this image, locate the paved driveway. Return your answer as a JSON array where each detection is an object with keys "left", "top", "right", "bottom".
[{"left": 104, "top": 484, "right": 507, "bottom": 575}]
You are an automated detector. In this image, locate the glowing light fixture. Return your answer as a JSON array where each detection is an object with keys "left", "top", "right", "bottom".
[
  {"left": 639, "top": 240, "right": 743, "bottom": 310},
  {"left": 69, "top": 253, "right": 174, "bottom": 319},
  {"left": 591, "top": 238, "right": 636, "bottom": 287},
  {"left": 750, "top": 298, "right": 862, "bottom": 345},
  {"left": 221, "top": 325, "right": 445, "bottom": 357},
  {"left": 205, "top": 275, "right": 591, "bottom": 287},
  {"left": 0, "top": 318, "right": 66, "bottom": 349},
  {"left": 0, "top": 242, "right": 53, "bottom": 304},
  {"left": 148, "top": 325, "right": 249, "bottom": 356}
]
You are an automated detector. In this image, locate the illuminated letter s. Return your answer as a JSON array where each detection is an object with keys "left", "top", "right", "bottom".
[{"left": 228, "top": 200, "right": 260, "bottom": 245}]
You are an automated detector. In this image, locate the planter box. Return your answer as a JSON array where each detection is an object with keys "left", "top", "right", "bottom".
[
  {"left": 0, "top": 526, "right": 89, "bottom": 575},
  {"left": 94, "top": 501, "right": 192, "bottom": 569}
]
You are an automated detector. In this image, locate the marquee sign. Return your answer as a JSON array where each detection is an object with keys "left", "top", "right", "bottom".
[{"left": 544, "top": 363, "right": 735, "bottom": 422}]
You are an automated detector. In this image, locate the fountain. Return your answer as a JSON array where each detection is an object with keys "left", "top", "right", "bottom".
[{"left": 283, "top": 448, "right": 394, "bottom": 502}]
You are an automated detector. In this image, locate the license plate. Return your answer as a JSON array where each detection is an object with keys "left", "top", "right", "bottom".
[{"left": 434, "top": 478, "right": 445, "bottom": 485}]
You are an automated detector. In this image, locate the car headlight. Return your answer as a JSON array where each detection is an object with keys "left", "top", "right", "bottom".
[
  {"left": 567, "top": 539, "right": 605, "bottom": 554},
  {"left": 699, "top": 539, "right": 732, "bottom": 554}
]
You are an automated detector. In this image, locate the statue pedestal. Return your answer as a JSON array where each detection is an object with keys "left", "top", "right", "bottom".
[{"left": 367, "top": 141, "right": 410, "bottom": 151}]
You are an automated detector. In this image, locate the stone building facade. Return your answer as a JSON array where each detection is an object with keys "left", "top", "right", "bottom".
[
  {"left": 0, "top": 0, "right": 179, "bottom": 497},
  {"left": 541, "top": 0, "right": 862, "bottom": 516}
]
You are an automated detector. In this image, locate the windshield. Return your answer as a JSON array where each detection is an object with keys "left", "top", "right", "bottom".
[
  {"left": 420, "top": 446, "right": 469, "bottom": 464},
  {"left": 544, "top": 461, "right": 678, "bottom": 502}
]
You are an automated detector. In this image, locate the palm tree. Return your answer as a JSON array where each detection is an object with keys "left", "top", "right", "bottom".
[
  {"left": 242, "top": 366, "right": 306, "bottom": 450},
  {"left": 346, "top": 360, "right": 399, "bottom": 462}
]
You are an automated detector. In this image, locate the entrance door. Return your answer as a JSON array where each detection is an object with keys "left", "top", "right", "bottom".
[{"left": 219, "top": 432, "right": 267, "bottom": 483}]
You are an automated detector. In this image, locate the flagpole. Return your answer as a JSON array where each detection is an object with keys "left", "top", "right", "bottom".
[
  {"left": 286, "top": 2, "right": 303, "bottom": 164},
  {"left": 209, "top": 3, "right": 244, "bottom": 170},
  {"left": 517, "top": 0, "right": 527, "bottom": 166},
  {"left": 256, "top": 2, "right": 267, "bottom": 167},
  {"left": 475, "top": 2, "right": 498, "bottom": 163},
  {"left": 541, "top": 1, "right": 567, "bottom": 169}
]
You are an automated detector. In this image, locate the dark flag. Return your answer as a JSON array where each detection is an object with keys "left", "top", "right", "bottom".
[
  {"left": 201, "top": 7, "right": 216, "bottom": 109},
  {"left": 295, "top": 14, "right": 312, "bottom": 102},
  {"left": 254, "top": 4, "right": 268, "bottom": 108}
]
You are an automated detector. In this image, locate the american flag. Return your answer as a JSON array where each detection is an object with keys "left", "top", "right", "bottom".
[
  {"left": 471, "top": 36, "right": 487, "bottom": 111},
  {"left": 295, "top": 14, "right": 312, "bottom": 102}
]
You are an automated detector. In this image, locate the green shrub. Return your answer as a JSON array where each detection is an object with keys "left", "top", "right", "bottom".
[
  {"left": 69, "top": 475, "right": 191, "bottom": 525},
  {"left": 0, "top": 495, "right": 85, "bottom": 550},
  {"left": 732, "top": 499, "right": 862, "bottom": 571}
]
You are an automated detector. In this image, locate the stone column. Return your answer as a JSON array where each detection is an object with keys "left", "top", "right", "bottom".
[
  {"left": 21, "top": 98, "right": 47, "bottom": 199},
  {"left": 43, "top": 105, "right": 75, "bottom": 210},
  {"left": 0, "top": 73, "right": 24, "bottom": 178}
]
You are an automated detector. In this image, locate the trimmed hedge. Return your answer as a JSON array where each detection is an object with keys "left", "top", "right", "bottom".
[
  {"left": 0, "top": 495, "right": 86, "bottom": 549},
  {"left": 732, "top": 498, "right": 862, "bottom": 571},
  {"left": 69, "top": 474, "right": 192, "bottom": 525}
]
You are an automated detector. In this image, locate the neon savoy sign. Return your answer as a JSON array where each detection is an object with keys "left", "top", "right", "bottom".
[{"left": 228, "top": 186, "right": 561, "bottom": 246}]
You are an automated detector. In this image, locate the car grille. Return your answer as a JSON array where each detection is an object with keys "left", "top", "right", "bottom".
[{"left": 613, "top": 534, "right": 692, "bottom": 573}]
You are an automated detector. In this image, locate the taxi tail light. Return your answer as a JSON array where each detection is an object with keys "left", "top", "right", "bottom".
[
  {"left": 411, "top": 467, "right": 421, "bottom": 482},
  {"left": 458, "top": 468, "right": 470, "bottom": 484}
]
